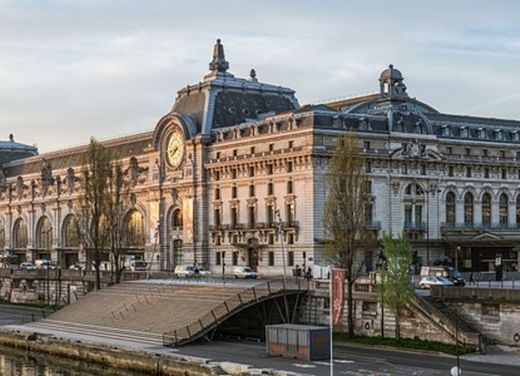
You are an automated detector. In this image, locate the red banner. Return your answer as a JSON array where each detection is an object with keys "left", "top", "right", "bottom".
[{"left": 331, "top": 268, "right": 345, "bottom": 326}]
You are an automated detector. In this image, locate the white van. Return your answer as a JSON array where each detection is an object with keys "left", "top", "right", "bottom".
[{"left": 130, "top": 260, "right": 147, "bottom": 272}]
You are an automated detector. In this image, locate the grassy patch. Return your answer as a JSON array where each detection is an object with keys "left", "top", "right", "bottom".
[{"left": 334, "top": 333, "right": 476, "bottom": 355}]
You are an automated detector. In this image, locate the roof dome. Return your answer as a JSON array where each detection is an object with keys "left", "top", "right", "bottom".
[
  {"left": 0, "top": 134, "right": 38, "bottom": 165},
  {"left": 379, "top": 64, "right": 403, "bottom": 82}
]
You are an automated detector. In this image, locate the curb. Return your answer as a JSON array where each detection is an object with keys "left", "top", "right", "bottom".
[{"left": 334, "top": 340, "right": 459, "bottom": 358}]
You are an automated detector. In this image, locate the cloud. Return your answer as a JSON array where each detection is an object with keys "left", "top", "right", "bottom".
[{"left": 0, "top": 0, "right": 520, "bottom": 151}]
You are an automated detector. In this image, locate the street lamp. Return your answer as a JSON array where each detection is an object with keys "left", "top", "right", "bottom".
[
  {"left": 376, "top": 251, "right": 387, "bottom": 339},
  {"left": 275, "top": 209, "right": 287, "bottom": 288}
]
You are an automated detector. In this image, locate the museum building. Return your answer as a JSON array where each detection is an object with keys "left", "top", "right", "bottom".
[{"left": 1, "top": 39, "right": 520, "bottom": 274}]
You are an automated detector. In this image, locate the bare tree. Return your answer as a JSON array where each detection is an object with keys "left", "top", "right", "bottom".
[
  {"left": 380, "top": 232, "right": 413, "bottom": 342},
  {"left": 78, "top": 138, "right": 110, "bottom": 290},
  {"left": 105, "top": 158, "right": 131, "bottom": 284},
  {"left": 323, "top": 131, "right": 371, "bottom": 338}
]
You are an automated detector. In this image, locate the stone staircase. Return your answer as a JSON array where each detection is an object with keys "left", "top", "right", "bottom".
[{"left": 412, "top": 294, "right": 484, "bottom": 351}]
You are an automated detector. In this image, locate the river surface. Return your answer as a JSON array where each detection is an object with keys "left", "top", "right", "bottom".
[{"left": 0, "top": 345, "right": 151, "bottom": 376}]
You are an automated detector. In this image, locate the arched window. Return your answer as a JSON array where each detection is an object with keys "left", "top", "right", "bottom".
[
  {"left": 499, "top": 193, "right": 509, "bottom": 225},
  {"left": 36, "top": 217, "right": 53, "bottom": 249},
  {"left": 172, "top": 208, "right": 183, "bottom": 228},
  {"left": 63, "top": 215, "right": 80, "bottom": 248},
  {"left": 464, "top": 193, "right": 474, "bottom": 225},
  {"left": 516, "top": 195, "right": 520, "bottom": 226},
  {"left": 0, "top": 220, "right": 5, "bottom": 250},
  {"left": 13, "top": 219, "right": 28, "bottom": 249},
  {"left": 482, "top": 193, "right": 491, "bottom": 227},
  {"left": 124, "top": 210, "right": 145, "bottom": 247},
  {"left": 445, "top": 192, "right": 456, "bottom": 225}
]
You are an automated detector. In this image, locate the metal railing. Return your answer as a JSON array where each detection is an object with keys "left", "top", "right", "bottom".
[
  {"left": 440, "top": 222, "right": 520, "bottom": 230},
  {"left": 162, "top": 278, "right": 308, "bottom": 347}
]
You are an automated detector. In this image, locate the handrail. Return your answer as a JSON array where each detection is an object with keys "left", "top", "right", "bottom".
[{"left": 162, "top": 278, "right": 308, "bottom": 346}]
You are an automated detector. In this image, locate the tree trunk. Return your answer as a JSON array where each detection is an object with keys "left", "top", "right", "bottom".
[
  {"left": 115, "top": 257, "right": 122, "bottom": 284},
  {"left": 395, "top": 311, "right": 400, "bottom": 343},
  {"left": 347, "top": 277, "right": 354, "bottom": 338},
  {"left": 94, "top": 260, "right": 101, "bottom": 290}
]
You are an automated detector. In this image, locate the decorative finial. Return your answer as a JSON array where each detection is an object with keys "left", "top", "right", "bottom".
[
  {"left": 389, "top": 64, "right": 394, "bottom": 69},
  {"left": 9, "top": 134, "right": 14, "bottom": 142},
  {"left": 209, "top": 38, "right": 229, "bottom": 73},
  {"left": 249, "top": 68, "right": 257, "bottom": 82}
]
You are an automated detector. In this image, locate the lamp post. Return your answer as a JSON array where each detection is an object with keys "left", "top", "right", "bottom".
[
  {"left": 275, "top": 209, "right": 287, "bottom": 288},
  {"left": 376, "top": 251, "right": 387, "bottom": 339}
]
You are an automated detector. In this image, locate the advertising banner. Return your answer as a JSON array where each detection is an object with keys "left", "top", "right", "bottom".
[{"left": 331, "top": 268, "right": 346, "bottom": 326}]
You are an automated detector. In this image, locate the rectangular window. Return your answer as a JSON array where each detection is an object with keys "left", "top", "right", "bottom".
[
  {"left": 365, "top": 161, "right": 372, "bottom": 173},
  {"left": 232, "top": 252, "right": 238, "bottom": 266},
  {"left": 215, "top": 188, "right": 220, "bottom": 200},
  {"left": 287, "top": 161, "right": 293, "bottom": 173},
  {"left": 366, "top": 181, "right": 372, "bottom": 194},
  {"left": 502, "top": 168, "right": 507, "bottom": 179},
  {"left": 267, "top": 205, "right": 274, "bottom": 227},
  {"left": 268, "top": 233, "right": 275, "bottom": 244},
  {"left": 231, "top": 168, "right": 237, "bottom": 179},
  {"left": 250, "top": 146, "right": 256, "bottom": 155},
  {"left": 465, "top": 148, "right": 470, "bottom": 156},
  {"left": 420, "top": 164, "right": 426, "bottom": 175},
  {"left": 269, "top": 143, "right": 274, "bottom": 152},
  {"left": 288, "top": 141, "right": 294, "bottom": 149},
  {"left": 268, "top": 251, "right": 275, "bottom": 266},
  {"left": 267, "top": 164, "right": 274, "bottom": 175},
  {"left": 233, "top": 149, "right": 238, "bottom": 157},
  {"left": 267, "top": 182, "right": 274, "bottom": 195},
  {"left": 518, "top": 169, "right": 520, "bottom": 180},
  {"left": 287, "top": 180, "right": 293, "bottom": 194},
  {"left": 448, "top": 166, "right": 454, "bottom": 177},
  {"left": 500, "top": 150, "right": 506, "bottom": 158},
  {"left": 402, "top": 164, "right": 408, "bottom": 175},
  {"left": 466, "top": 167, "right": 472, "bottom": 178},
  {"left": 286, "top": 203, "right": 295, "bottom": 224},
  {"left": 287, "top": 233, "right": 294, "bottom": 245},
  {"left": 364, "top": 141, "right": 371, "bottom": 150},
  {"left": 216, "top": 152, "right": 221, "bottom": 159},
  {"left": 249, "top": 166, "right": 255, "bottom": 177},
  {"left": 405, "top": 205, "right": 413, "bottom": 226},
  {"left": 484, "top": 168, "right": 490, "bottom": 179},
  {"left": 215, "top": 171, "right": 220, "bottom": 181},
  {"left": 482, "top": 149, "right": 488, "bottom": 157},
  {"left": 288, "top": 251, "right": 294, "bottom": 267},
  {"left": 249, "top": 184, "right": 255, "bottom": 197},
  {"left": 447, "top": 146, "right": 453, "bottom": 155},
  {"left": 231, "top": 207, "right": 238, "bottom": 228},
  {"left": 232, "top": 186, "right": 237, "bottom": 198},
  {"left": 517, "top": 151, "right": 520, "bottom": 161},
  {"left": 216, "top": 252, "right": 221, "bottom": 265},
  {"left": 214, "top": 209, "right": 221, "bottom": 227},
  {"left": 248, "top": 206, "right": 255, "bottom": 227},
  {"left": 215, "top": 236, "right": 221, "bottom": 246}
]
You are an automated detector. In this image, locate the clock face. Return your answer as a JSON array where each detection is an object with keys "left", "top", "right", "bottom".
[{"left": 166, "top": 132, "right": 185, "bottom": 169}]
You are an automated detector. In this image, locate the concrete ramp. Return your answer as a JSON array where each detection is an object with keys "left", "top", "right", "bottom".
[{"left": 24, "top": 279, "right": 308, "bottom": 347}]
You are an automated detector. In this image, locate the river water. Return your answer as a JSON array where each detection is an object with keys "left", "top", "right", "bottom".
[{"left": 0, "top": 345, "right": 150, "bottom": 376}]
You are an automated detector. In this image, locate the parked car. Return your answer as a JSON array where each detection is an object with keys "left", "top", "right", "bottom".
[
  {"left": 197, "top": 268, "right": 211, "bottom": 277},
  {"left": 35, "top": 259, "right": 56, "bottom": 270},
  {"left": 420, "top": 266, "right": 465, "bottom": 287},
  {"left": 234, "top": 266, "right": 258, "bottom": 279},
  {"left": 419, "top": 275, "right": 454, "bottom": 289},
  {"left": 19, "top": 262, "right": 36, "bottom": 270},
  {"left": 129, "top": 260, "right": 147, "bottom": 272},
  {"left": 174, "top": 265, "right": 197, "bottom": 278},
  {"left": 68, "top": 264, "right": 82, "bottom": 270}
]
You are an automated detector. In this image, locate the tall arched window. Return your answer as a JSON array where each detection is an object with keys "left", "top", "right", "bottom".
[
  {"left": 63, "top": 215, "right": 80, "bottom": 248},
  {"left": 482, "top": 193, "right": 491, "bottom": 227},
  {"left": 445, "top": 192, "right": 456, "bottom": 225},
  {"left": 499, "top": 193, "right": 509, "bottom": 226},
  {"left": 172, "top": 208, "right": 183, "bottom": 228},
  {"left": 0, "top": 220, "right": 5, "bottom": 250},
  {"left": 516, "top": 195, "right": 520, "bottom": 226},
  {"left": 464, "top": 192, "right": 474, "bottom": 225},
  {"left": 13, "top": 218, "right": 28, "bottom": 249},
  {"left": 36, "top": 217, "right": 53, "bottom": 249},
  {"left": 124, "top": 210, "right": 145, "bottom": 247}
]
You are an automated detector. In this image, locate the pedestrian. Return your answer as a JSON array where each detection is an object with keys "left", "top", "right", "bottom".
[
  {"left": 305, "top": 266, "right": 313, "bottom": 281},
  {"left": 469, "top": 271, "right": 474, "bottom": 285},
  {"left": 293, "top": 264, "right": 299, "bottom": 277}
]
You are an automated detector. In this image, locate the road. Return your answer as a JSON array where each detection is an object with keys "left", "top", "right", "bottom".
[{"left": 175, "top": 340, "right": 520, "bottom": 376}]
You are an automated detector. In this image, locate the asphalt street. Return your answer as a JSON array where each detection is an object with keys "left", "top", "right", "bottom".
[{"left": 175, "top": 340, "right": 520, "bottom": 376}]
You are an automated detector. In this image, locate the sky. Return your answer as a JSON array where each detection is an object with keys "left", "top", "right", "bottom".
[{"left": 1, "top": 0, "right": 520, "bottom": 152}]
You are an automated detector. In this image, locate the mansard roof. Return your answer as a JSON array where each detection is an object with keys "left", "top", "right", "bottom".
[
  {"left": 3, "top": 132, "right": 152, "bottom": 178},
  {"left": 0, "top": 134, "right": 38, "bottom": 166},
  {"left": 169, "top": 39, "right": 298, "bottom": 134}
]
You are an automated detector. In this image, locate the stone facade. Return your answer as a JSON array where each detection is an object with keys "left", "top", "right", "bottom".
[{"left": 2, "top": 40, "right": 520, "bottom": 274}]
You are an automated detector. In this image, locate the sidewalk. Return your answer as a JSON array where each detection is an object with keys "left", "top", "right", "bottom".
[{"left": 461, "top": 345, "right": 520, "bottom": 366}]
